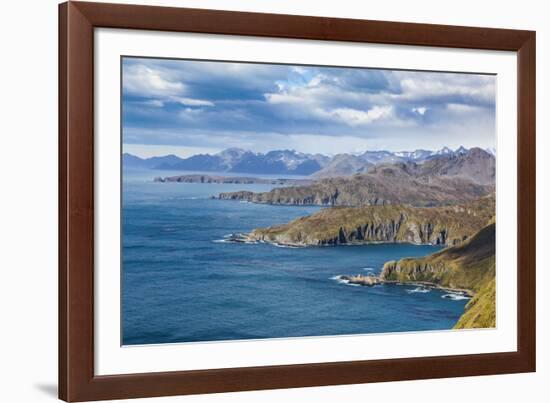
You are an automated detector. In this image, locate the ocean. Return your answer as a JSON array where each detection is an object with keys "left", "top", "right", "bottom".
[{"left": 122, "top": 168, "right": 469, "bottom": 345}]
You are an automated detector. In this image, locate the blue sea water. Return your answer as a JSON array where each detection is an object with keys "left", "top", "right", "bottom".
[{"left": 122, "top": 168, "right": 469, "bottom": 345}]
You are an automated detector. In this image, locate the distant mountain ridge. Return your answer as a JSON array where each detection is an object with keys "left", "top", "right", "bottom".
[
  {"left": 123, "top": 146, "right": 494, "bottom": 178},
  {"left": 312, "top": 154, "right": 372, "bottom": 178},
  {"left": 123, "top": 148, "right": 326, "bottom": 175}
]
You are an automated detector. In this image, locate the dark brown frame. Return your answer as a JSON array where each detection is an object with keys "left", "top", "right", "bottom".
[{"left": 59, "top": 1, "right": 536, "bottom": 401}]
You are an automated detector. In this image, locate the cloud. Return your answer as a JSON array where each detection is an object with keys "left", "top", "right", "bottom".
[
  {"left": 325, "top": 106, "right": 395, "bottom": 126},
  {"left": 170, "top": 97, "right": 214, "bottom": 107},
  {"left": 446, "top": 103, "right": 483, "bottom": 113},
  {"left": 122, "top": 57, "right": 496, "bottom": 153},
  {"left": 123, "top": 64, "right": 185, "bottom": 97},
  {"left": 394, "top": 71, "right": 495, "bottom": 106},
  {"left": 141, "top": 99, "right": 164, "bottom": 108},
  {"left": 412, "top": 106, "right": 427, "bottom": 115}
]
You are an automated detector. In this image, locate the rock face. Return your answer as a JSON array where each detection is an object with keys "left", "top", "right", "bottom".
[
  {"left": 248, "top": 195, "right": 494, "bottom": 247},
  {"left": 380, "top": 221, "right": 496, "bottom": 329},
  {"left": 217, "top": 190, "right": 256, "bottom": 200},
  {"left": 380, "top": 221, "right": 494, "bottom": 287},
  {"left": 311, "top": 154, "right": 372, "bottom": 178},
  {"left": 216, "top": 162, "right": 493, "bottom": 208}
]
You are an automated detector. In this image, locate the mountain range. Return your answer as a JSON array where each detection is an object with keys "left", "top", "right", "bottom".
[{"left": 123, "top": 146, "right": 494, "bottom": 178}]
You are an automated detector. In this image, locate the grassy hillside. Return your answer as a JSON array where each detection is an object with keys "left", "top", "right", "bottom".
[
  {"left": 381, "top": 221, "right": 496, "bottom": 329},
  {"left": 249, "top": 195, "right": 494, "bottom": 247},
  {"left": 454, "top": 278, "right": 496, "bottom": 329}
]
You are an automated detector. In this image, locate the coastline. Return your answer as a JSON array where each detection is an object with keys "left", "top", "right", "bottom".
[
  {"left": 334, "top": 274, "right": 474, "bottom": 297},
  {"left": 240, "top": 233, "right": 445, "bottom": 248},
  {"left": 383, "top": 280, "right": 474, "bottom": 297}
]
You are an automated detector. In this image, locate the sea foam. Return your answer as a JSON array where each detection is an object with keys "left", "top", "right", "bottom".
[
  {"left": 330, "top": 275, "right": 361, "bottom": 287},
  {"left": 406, "top": 286, "right": 431, "bottom": 294},
  {"left": 441, "top": 293, "right": 471, "bottom": 301}
]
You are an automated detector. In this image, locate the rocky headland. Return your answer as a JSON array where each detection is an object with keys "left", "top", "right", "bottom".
[
  {"left": 246, "top": 195, "right": 494, "bottom": 247},
  {"left": 381, "top": 221, "right": 496, "bottom": 329},
  {"left": 331, "top": 221, "right": 495, "bottom": 329}
]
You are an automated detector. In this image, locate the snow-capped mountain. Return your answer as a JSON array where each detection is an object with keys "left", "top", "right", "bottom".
[
  {"left": 434, "top": 146, "right": 454, "bottom": 155},
  {"left": 123, "top": 146, "right": 492, "bottom": 177},
  {"left": 455, "top": 146, "right": 469, "bottom": 155},
  {"left": 229, "top": 149, "right": 323, "bottom": 175},
  {"left": 359, "top": 147, "right": 467, "bottom": 165},
  {"left": 217, "top": 147, "right": 250, "bottom": 167}
]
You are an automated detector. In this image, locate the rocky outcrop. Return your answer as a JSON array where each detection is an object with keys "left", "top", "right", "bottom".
[
  {"left": 339, "top": 274, "right": 381, "bottom": 286},
  {"left": 247, "top": 195, "right": 494, "bottom": 247}
]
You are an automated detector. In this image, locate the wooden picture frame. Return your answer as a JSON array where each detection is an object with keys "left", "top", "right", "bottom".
[{"left": 59, "top": 1, "right": 536, "bottom": 401}]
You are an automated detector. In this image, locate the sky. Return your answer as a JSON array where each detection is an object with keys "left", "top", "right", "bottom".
[{"left": 122, "top": 57, "right": 496, "bottom": 158}]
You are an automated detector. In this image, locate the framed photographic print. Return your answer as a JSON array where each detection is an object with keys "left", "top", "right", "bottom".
[{"left": 59, "top": 1, "right": 536, "bottom": 401}]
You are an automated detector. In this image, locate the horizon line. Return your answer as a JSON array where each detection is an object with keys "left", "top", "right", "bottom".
[{"left": 122, "top": 144, "right": 495, "bottom": 160}]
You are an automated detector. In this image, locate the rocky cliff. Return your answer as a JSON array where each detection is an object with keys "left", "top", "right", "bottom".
[{"left": 248, "top": 195, "right": 494, "bottom": 247}]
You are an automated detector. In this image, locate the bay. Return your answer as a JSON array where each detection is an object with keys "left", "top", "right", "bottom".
[{"left": 122, "top": 168, "right": 468, "bottom": 345}]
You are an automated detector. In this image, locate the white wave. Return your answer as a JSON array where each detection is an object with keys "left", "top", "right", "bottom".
[
  {"left": 441, "top": 293, "right": 471, "bottom": 301},
  {"left": 406, "top": 287, "right": 431, "bottom": 294},
  {"left": 213, "top": 234, "right": 259, "bottom": 244},
  {"left": 330, "top": 275, "right": 360, "bottom": 287},
  {"left": 362, "top": 267, "right": 375, "bottom": 272},
  {"left": 272, "top": 243, "right": 300, "bottom": 249},
  {"left": 330, "top": 275, "right": 349, "bottom": 284}
]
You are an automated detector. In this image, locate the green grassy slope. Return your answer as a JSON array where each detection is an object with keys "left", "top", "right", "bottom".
[{"left": 454, "top": 278, "right": 496, "bottom": 329}]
